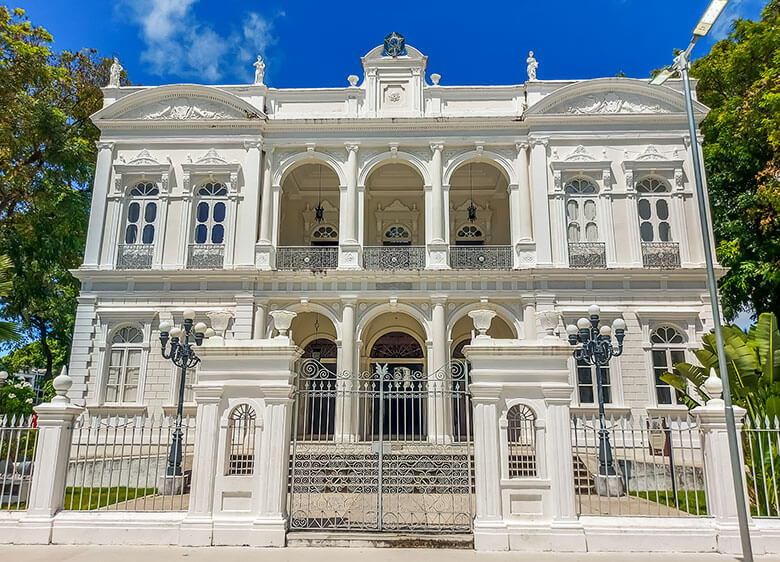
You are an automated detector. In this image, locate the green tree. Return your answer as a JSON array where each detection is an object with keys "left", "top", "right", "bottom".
[
  {"left": 0, "top": 255, "right": 19, "bottom": 342},
  {"left": 0, "top": 7, "right": 128, "bottom": 377},
  {"left": 0, "top": 339, "right": 68, "bottom": 375},
  {"left": 691, "top": 0, "right": 780, "bottom": 320}
]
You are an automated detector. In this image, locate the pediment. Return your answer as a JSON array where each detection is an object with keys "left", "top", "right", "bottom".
[{"left": 551, "top": 92, "right": 675, "bottom": 115}]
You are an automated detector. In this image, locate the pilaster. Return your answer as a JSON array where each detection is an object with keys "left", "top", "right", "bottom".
[
  {"left": 82, "top": 141, "right": 114, "bottom": 268},
  {"left": 235, "top": 141, "right": 262, "bottom": 268}
]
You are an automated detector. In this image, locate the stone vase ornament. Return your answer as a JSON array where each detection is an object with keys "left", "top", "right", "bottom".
[
  {"left": 468, "top": 309, "right": 496, "bottom": 340},
  {"left": 206, "top": 310, "right": 232, "bottom": 340},
  {"left": 537, "top": 310, "right": 561, "bottom": 343},
  {"left": 269, "top": 310, "right": 297, "bottom": 340}
]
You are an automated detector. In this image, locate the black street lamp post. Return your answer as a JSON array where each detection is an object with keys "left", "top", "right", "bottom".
[
  {"left": 158, "top": 310, "right": 213, "bottom": 477},
  {"left": 566, "top": 304, "right": 626, "bottom": 478}
]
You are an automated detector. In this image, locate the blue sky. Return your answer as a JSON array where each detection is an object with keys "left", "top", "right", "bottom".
[{"left": 14, "top": 0, "right": 767, "bottom": 88}]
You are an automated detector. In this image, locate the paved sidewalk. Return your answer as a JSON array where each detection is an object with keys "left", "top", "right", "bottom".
[{"left": 2, "top": 546, "right": 778, "bottom": 562}]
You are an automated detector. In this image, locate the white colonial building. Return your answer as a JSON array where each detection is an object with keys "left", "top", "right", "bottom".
[{"left": 41, "top": 36, "right": 758, "bottom": 550}]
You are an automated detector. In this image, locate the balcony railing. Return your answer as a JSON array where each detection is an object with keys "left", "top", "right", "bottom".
[
  {"left": 187, "top": 244, "right": 225, "bottom": 269},
  {"left": 568, "top": 242, "right": 607, "bottom": 269},
  {"left": 449, "top": 245, "right": 512, "bottom": 269},
  {"left": 276, "top": 246, "right": 338, "bottom": 270},
  {"left": 363, "top": 246, "right": 425, "bottom": 270},
  {"left": 117, "top": 244, "right": 153, "bottom": 269},
  {"left": 642, "top": 242, "right": 681, "bottom": 269}
]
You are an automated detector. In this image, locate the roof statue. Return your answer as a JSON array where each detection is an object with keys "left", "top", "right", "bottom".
[
  {"left": 253, "top": 55, "right": 265, "bottom": 86},
  {"left": 109, "top": 57, "right": 122, "bottom": 88},
  {"left": 526, "top": 51, "right": 538, "bottom": 81},
  {"left": 382, "top": 32, "right": 406, "bottom": 57}
]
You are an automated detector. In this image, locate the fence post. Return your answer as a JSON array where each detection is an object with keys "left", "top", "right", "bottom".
[
  {"left": 692, "top": 378, "right": 752, "bottom": 554},
  {"left": 18, "top": 370, "right": 84, "bottom": 544}
]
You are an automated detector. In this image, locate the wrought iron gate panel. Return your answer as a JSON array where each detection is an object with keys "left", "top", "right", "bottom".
[{"left": 289, "top": 358, "right": 474, "bottom": 533}]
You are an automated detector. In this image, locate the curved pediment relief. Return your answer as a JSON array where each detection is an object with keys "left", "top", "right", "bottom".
[
  {"left": 93, "top": 84, "right": 264, "bottom": 127},
  {"left": 526, "top": 78, "right": 707, "bottom": 117}
]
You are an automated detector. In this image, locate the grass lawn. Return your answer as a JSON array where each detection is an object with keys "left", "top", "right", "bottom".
[
  {"left": 64, "top": 486, "right": 157, "bottom": 510},
  {"left": 628, "top": 489, "right": 707, "bottom": 515}
]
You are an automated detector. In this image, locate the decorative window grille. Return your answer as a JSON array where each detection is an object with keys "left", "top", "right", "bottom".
[
  {"left": 311, "top": 225, "right": 338, "bottom": 246},
  {"left": 383, "top": 225, "right": 411, "bottom": 245},
  {"left": 226, "top": 404, "right": 257, "bottom": 475},
  {"left": 565, "top": 178, "right": 599, "bottom": 243},
  {"left": 105, "top": 326, "right": 144, "bottom": 403},
  {"left": 194, "top": 182, "right": 227, "bottom": 245},
  {"left": 576, "top": 357, "right": 612, "bottom": 404},
  {"left": 455, "top": 224, "right": 484, "bottom": 246},
  {"left": 125, "top": 182, "right": 159, "bottom": 245},
  {"left": 507, "top": 404, "right": 537, "bottom": 477},
  {"left": 650, "top": 326, "right": 687, "bottom": 405},
  {"left": 636, "top": 177, "right": 673, "bottom": 242}
]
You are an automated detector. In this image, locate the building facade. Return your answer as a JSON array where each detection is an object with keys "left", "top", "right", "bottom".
[{"left": 71, "top": 39, "right": 713, "bottom": 422}]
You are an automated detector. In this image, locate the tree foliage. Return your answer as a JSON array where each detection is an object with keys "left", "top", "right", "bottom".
[
  {"left": 0, "top": 7, "right": 127, "bottom": 377},
  {"left": 691, "top": 0, "right": 780, "bottom": 319}
]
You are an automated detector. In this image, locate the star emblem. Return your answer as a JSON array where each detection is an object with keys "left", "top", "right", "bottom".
[{"left": 383, "top": 32, "right": 406, "bottom": 57}]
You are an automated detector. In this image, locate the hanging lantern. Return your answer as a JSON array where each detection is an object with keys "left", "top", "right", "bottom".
[
  {"left": 467, "top": 164, "right": 477, "bottom": 222},
  {"left": 315, "top": 166, "right": 325, "bottom": 223},
  {"left": 467, "top": 201, "right": 477, "bottom": 222}
]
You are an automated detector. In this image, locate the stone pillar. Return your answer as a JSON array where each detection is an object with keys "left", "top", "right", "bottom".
[
  {"left": 233, "top": 294, "right": 255, "bottom": 339},
  {"left": 529, "top": 137, "right": 552, "bottom": 267},
  {"left": 429, "top": 296, "right": 449, "bottom": 443},
  {"left": 82, "top": 141, "right": 114, "bottom": 268},
  {"left": 235, "top": 141, "right": 262, "bottom": 268},
  {"left": 339, "top": 144, "right": 361, "bottom": 269},
  {"left": 544, "top": 389, "right": 578, "bottom": 522},
  {"left": 20, "top": 372, "right": 84, "bottom": 543},
  {"left": 513, "top": 142, "right": 536, "bottom": 268},
  {"left": 335, "top": 298, "right": 357, "bottom": 441},
  {"left": 256, "top": 148, "right": 274, "bottom": 270},
  {"left": 253, "top": 301, "right": 267, "bottom": 339},
  {"left": 181, "top": 387, "right": 222, "bottom": 546},
  {"left": 693, "top": 382, "right": 753, "bottom": 554},
  {"left": 427, "top": 142, "right": 449, "bottom": 269}
]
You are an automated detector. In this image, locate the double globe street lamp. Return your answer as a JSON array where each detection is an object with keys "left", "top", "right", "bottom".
[
  {"left": 566, "top": 305, "right": 626, "bottom": 491},
  {"left": 158, "top": 310, "right": 215, "bottom": 478}
]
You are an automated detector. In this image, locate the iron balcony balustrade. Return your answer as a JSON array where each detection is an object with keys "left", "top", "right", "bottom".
[
  {"left": 568, "top": 242, "right": 607, "bottom": 269},
  {"left": 187, "top": 243, "right": 225, "bottom": 269},
  {"left": 362, "top": 246, "right": 426, "bottom": 270},
  {"left": 449, "top": 245, "right": 512, "bottom": 270},
  {"left": 116, "top": 244, "right": 154, "bottom": 269},
  {"left": 276, "top": 246, "right": 338, "bottom": 270},
  {"left": 641, "top": 242, "right": 681, "bottom": 269}
]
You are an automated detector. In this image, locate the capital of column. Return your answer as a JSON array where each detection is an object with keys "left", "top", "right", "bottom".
[
  {"left": 430, "top": 142, "right": 444, "bottom": 153},
  {"left": 345, "top": 142, "right": 360, "bottom": 154},
  {"left": 96, "top": 141, "right": 115, "bottom": 151},
  {"left": 529, "top": 136, "right": 549, "bottom": 148},
  {"left": 515, "top": 141, "right": 530, "bottom": 152},
  {"left": 431, "top": 295, "right": 448, "bottom": 307},
  {"left": 244, "top": 140, "right": 263, "bottom": 150},
  {"left": 341, "top": 296, "right": 358, "bottom": 307}
]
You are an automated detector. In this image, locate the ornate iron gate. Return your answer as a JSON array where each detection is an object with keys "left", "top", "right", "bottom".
[{"left": 288, "top": 358, "right": 474, "bottom": 533}]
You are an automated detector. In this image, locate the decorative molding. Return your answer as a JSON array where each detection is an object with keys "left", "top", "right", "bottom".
[
  {"left": 181, "top": 148, "right": 241, "bottom": 192},
  {"left": 555, "top": 93, "right": 673, "bottom": 115},
  {"left": 564, "top": 145, "right": 595, "bottom": 162}
]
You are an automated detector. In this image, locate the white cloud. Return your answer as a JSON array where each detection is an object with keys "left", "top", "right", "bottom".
[{"left": 120, "top": 0, "right": 278, "bottom": 82}]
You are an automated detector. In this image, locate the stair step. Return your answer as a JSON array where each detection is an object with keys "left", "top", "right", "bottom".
[{"left": 287, "top": 532, "right": 474, "bottom": 549}]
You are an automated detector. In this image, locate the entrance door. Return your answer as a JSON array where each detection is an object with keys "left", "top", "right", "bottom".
[{"left": 288, "top": 352, "right": 474, "bottom": 533}]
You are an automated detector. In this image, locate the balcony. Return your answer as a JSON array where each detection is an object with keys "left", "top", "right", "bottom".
[
  {"left": 363, "top": 246, "right": 425, "bottom": 270},
  {"left": 276, "top": 246, "right": 338, "bottom": 270},
  {"left": 187, "top": 244, "right": 225, "bottom": 269},
  {"left": 568, "top": 242, "right": 607, "bottom": 269},
  {"left": 449, "top": 246, "right": 512, "bottom": 270},
  {"left": 117, "top": 244, "right": 153, "bottom": 269},
  {"left": 642, "top": 242, "right": 681, "bottom": 269}
]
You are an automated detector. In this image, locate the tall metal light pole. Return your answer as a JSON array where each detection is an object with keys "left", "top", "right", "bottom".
[
  {"left": 566, "top": 306, "right": 626, "bottom": 485},
  {"left": 158, "top": 310, "right": 214, "bottom": 477},
  {"left": 651, "top": 1, "right": 753, "bottom": 559}
]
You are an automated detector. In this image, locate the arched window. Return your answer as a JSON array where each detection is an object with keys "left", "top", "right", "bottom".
[
  {"left": 105, "top": 326, "right": 144, "bottom": 403},
  {"left": 383, "top": 224, "right": 411, "bottom": 246},
  {"left": 455, "top": 224, "right": 484, "bottom": 246},
  {"left": 507, "top": 404, "right": 537, "bottom": 477},
  {"left": 565, "top": 178, "right": 599, "bottom": 242},
  {"left": 194, "top": 182, "right": 227, "bottom": 245},
  {"left": 636, "top": 177, "right": 672, "bottom": 242},
  {"left": 125, "top": 182, "right": 159, "bottom": 245},
  {"left": 226, "top": 404, "right": 256, "bottom": 475},
  {"left": 650, "top": 326, "right": 686, "bottom": 405},
  {"left": 311, "top": 225, "right": 338, "bottom": 247}
]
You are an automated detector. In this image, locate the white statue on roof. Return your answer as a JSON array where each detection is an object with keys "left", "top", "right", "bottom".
[
  {"left": 526, "top": 51, "right": 538, "bottom": 81},
  {"left": 109, "top": 57, "right": 122, "bottom": 88},
  {"left": 253, "top": 55, "right": 265, "bottom": 85}
]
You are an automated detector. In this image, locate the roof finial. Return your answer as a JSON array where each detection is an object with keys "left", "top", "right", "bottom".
[{"left": 526, "top": 51, "right": 538, "bottom": 81}]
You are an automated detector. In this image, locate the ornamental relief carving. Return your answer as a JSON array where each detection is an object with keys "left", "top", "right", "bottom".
[
  {"left": 553, "top": 93, "right": 674, "bottom": 115},
  {"left": 128, "top": 98, "right": 243, "bottom": 120}
]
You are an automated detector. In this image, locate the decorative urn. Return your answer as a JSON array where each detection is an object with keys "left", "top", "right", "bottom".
[
  {"left": 269, "top": 310, "right": 297, "bottom": 339},
  {"left": 468, "top": 309, "right": 496, "bottom": 340}
]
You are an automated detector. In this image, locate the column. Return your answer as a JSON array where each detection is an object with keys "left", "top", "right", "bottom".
[
  {"left": 181, "top": 388, "right": 222, "bottom": 546},
  {"left": 429, "top": 296, "right": 449, "bottom": 443},
  {"left": 339, "top": 143, "right": 361, "bottom": 269},
  {"left": 335, "top": 298, "right": 357, "bottom": 441},
  {"left": 529, "top": 137, "right": 553, "bottom": 267},
  {"left": 83, "top": 141, "right": 114, "bottom": 268},
  {"left": 544, "top": 390, "right": 578, "bottom": 522},
  {"left": 235, "top": 141, "right": 262, "bottom": 268},
  {"left": 256, "top": 148, "right": 274, "bottom": 270},
  {"left": 253, "top": 301, "right": 267, "bottom": 339},
  {"left": 512, "top": 142, "right": 535, "bottom": 268},
  {"left": 427, "top": 142, "right": 449, "bottom": 269},
  {"left": 233, "top": 294, "right": 255, "bottom": 339},
  {"left": 523, "top": 300, "right": 537, "bottom": 341},
  {"left": 20, "top": 373, "right": 84, "bottom": 543}
]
